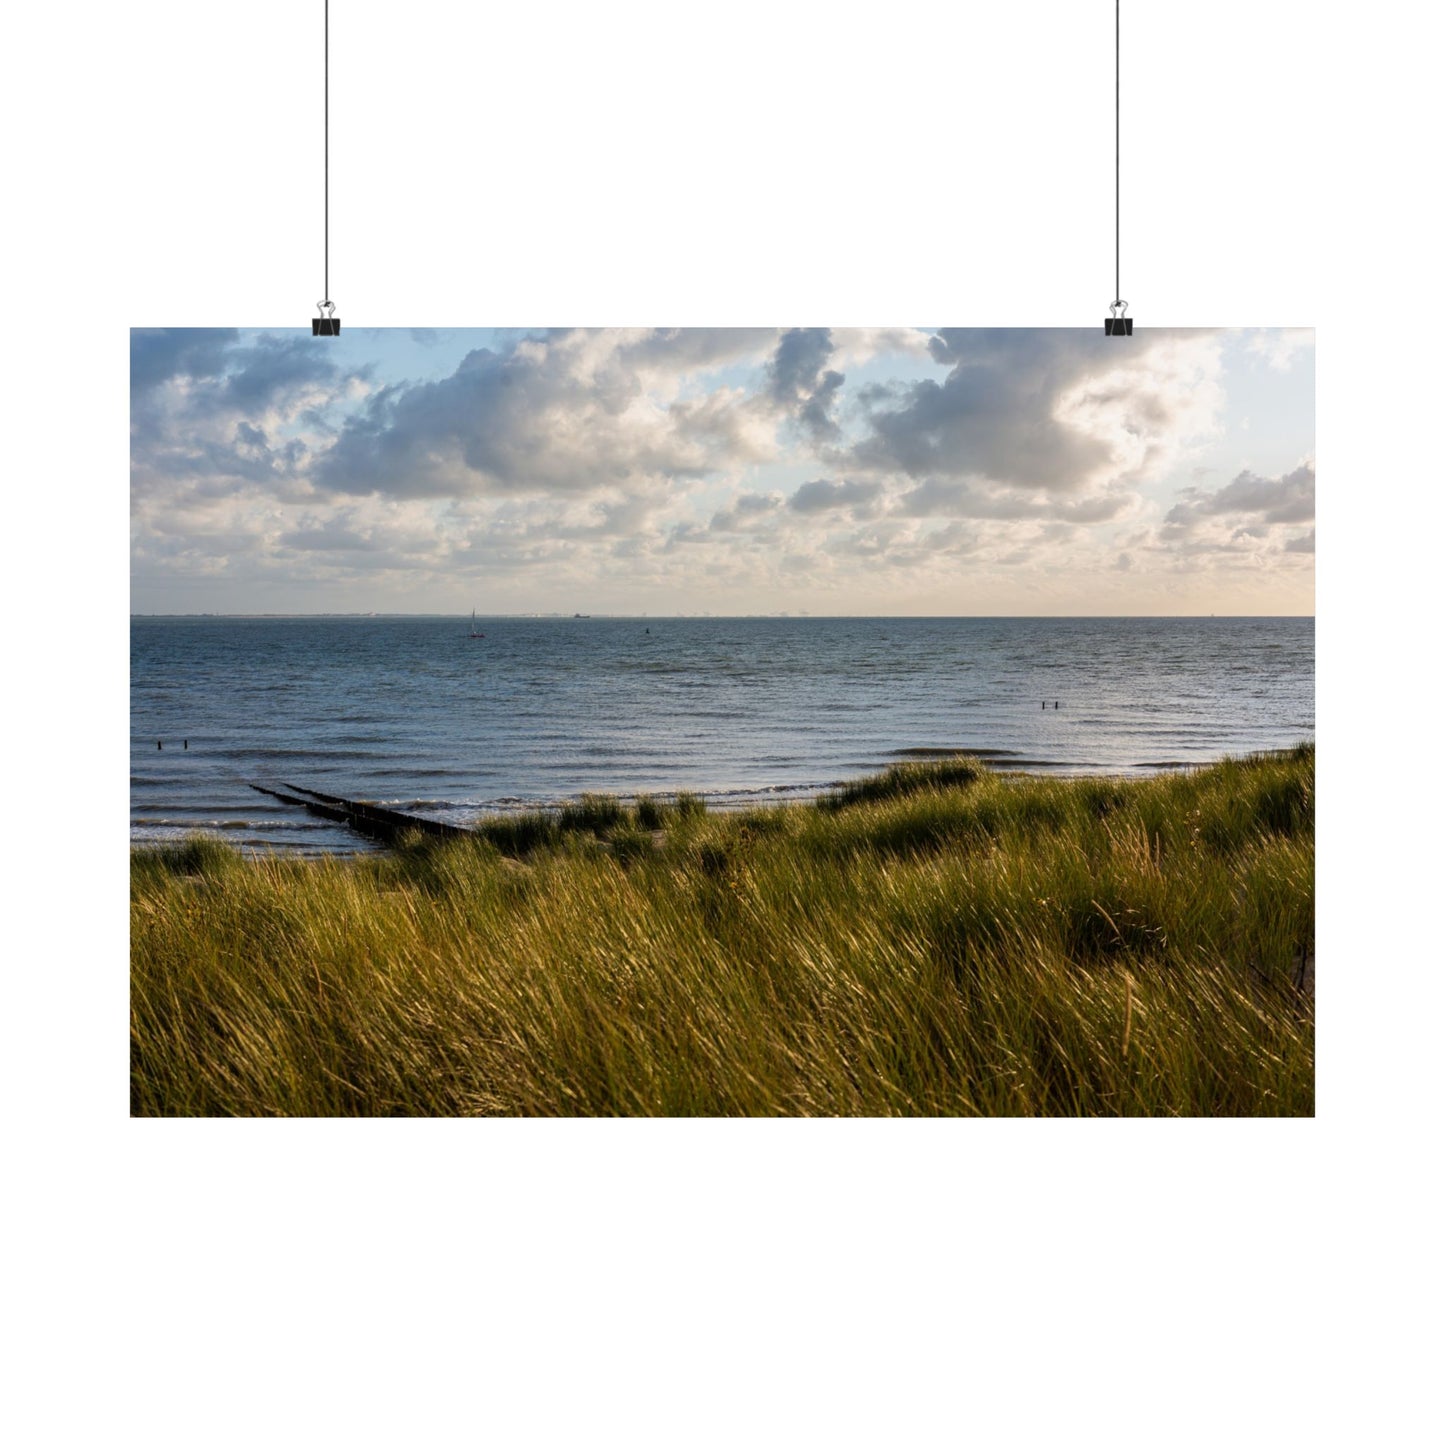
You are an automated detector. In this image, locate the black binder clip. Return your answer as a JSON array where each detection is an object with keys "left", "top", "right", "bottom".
[
  {"left": 1104, "top": 300, "right": 1132, "bottom": 336},
  {"left": 312, "top": 300, "right": 340, "bottom": 337}
]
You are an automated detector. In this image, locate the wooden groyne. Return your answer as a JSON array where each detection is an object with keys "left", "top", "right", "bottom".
[{"left": 250, "top": 783, "right": 475, "bottom": 846}]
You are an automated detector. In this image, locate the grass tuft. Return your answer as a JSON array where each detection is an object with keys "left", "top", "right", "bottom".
[
  {"left": 818, "top": 757, "right": 981, "bottom": 811},
  {"left": 559, "top": 793, "right": 624, "bottom": 835},
  {"left": 634, "top": 794, "right": 668, "bottom": 830}
]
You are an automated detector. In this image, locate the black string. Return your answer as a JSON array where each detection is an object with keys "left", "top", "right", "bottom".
[
  {"left": 1114, "top": 0, "right": 1120, "bottom": 307},
  {"left": 325, "top": 0, "right": 329, "bottom": 306}
]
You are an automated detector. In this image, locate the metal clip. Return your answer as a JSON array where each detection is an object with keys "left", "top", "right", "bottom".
[
  {"left": 312, "top": 300, "right": 340, "bottom": 337},
  {"left": 1105, "top": 299, "right": 1132, "bottom": 336}
]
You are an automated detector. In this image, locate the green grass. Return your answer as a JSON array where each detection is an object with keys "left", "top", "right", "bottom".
[
  {"left": 131, "top": 746, "right": 1314, "bottom": 1116},
  {"left": 817, "top": 756, "right": 982, "bottom": 810}
]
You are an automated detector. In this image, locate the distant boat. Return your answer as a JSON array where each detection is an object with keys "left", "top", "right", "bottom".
[
  {"left": 573, "top": 612, "right": 590, "bottom": 618},
  {"left": 468, "top": 610, "right": 486, "bottom": 639}
]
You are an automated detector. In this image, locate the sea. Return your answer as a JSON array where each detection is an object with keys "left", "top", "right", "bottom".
[{"left": 131, "top": 615, "right": 1315, "bottom": 855}]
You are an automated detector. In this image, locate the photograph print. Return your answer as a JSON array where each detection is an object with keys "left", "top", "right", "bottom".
[{"left": 131, "top": 325, "right": 1315, "bottom": 1116}]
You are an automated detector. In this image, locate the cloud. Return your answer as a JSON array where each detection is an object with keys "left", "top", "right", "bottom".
[
  {"left": 845, "top": 328, "right": 1223, "bottom": 498},
  {"left": 617, "top": 327, "right": 778, "bottom": 372},
  {"left": 131, "top": 329, "right": 371, "bottom": 501},
  {"left": 710, "top": 492, "right": 785, "bottom": 532},
  {"left": 216, "top": 337, "right": 356, "bottom": 416},
  {"left": 276, "top": 516, "right": 384, "bottom": 552},
  {"left": 896, "top": 477, "right": 1135, "bottom": 524},
  {"left": 788, "top": 478, "right": 883, "bottom": 515},
  {"left": 1116, "top": 460, "right": 1318, "bottom": 572},
  {"left": 312, "top": 330, "right": 778, "bottom": 499},
  {"left": 1165, "top": 461, "right": 1315, "bottom": 528},
  {"left": 765, "top": 328, "right": 846, "bottom": 441},
  {"left": 133, "top": 331, "right": 359, "bottom": 424},
  {"left": 1248, "top": 328, "right": 1315, "bottom": 371},
  {"left": 828, "top": 328, "right": 935, "bottom": 367},
  {"left": 131, "top": 328, "right": 240, "bottom": 394}
]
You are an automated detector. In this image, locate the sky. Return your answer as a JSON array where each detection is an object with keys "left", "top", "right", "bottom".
[{"left": 130, "top": 326, "right": 1314, "bottom": 615}]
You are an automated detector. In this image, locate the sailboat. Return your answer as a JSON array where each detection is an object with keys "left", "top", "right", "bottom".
[{"left": 467, "top": 610, "right": 486, "bottom": 639}]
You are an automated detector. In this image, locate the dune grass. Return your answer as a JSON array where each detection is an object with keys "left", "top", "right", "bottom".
[
  {"left": 817, "top": 756, "right": 982, "bottom": 810},
  {"left": 131, "top": 745, "right": 1314, "bottom": 1116}
]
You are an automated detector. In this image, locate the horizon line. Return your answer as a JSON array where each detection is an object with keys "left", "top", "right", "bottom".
[{"left": 130, "top": 611, "right": 1316, "bottom": 620}]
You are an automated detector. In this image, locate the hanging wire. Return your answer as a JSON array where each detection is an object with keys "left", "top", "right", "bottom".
[
  {"left": 1105, "top": 0, "right": 1128, "bottom": 331},
  {"left": 325, "top": 0, "right": 329, "bottom": 306},
  {"left": 313, "top": 0, "right": 336, "bottom": 332}
]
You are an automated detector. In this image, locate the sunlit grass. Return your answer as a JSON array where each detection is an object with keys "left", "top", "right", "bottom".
[{"left": 131, "top": 747, "right": 1314, "bottom": 1116}]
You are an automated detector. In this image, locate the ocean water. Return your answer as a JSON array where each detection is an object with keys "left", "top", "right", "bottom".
[{"left": 131, "top": 615, "right": 1315, "bottom": 854}]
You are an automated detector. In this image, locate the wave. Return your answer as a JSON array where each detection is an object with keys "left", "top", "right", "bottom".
[
  {"left": 132, "top": 817, "right": 336, "bottom": 832},
  {"left": 892, "top": 746, "right": 1019, "bottom": 758}
]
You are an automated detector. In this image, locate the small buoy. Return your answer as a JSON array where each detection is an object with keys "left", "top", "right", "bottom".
[
  {"left": 1054, "top": 701, "right": 1059, "bottom": 710},
  {"left": 184, "top": 739, "right": 189, "bottom": 749},
  {"left": 157, "top": 740, "right": 162, "bottom": 750}
]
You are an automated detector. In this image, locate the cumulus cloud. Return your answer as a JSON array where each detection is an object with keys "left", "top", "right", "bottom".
[
  {"left": 134, "top": 330, "right": 359, "bottom": 426},
  {"left": 131, "top": 329, "right": 370, "bottom": 502},
  {"left": 896, "top": 477, "right": 1135, "bottom": 524},
  {"left": 846, "top": 328, "right": 1222, "bottom": 500},
  {"left": 1165, "top": 461, "right": 1315, "bottom": 528},
  {"left": 276, "top": 515, "right": 385, "bottom": 553},
  {"left": 765, "top": 328, "right": 845, "bottom": 441},
  {"left": 1107, "top": 459, "right": 1319, "bottom": 574},
  {"left": 131, "top": 327, "right": 240, "bottom": 394},
  {"left": 709, "top": 492, "right": 785, "bottom": 533},
  {"left": 828, "top": 328, "right": 935, "bottom": 367},
  {"left": 788, "top": 478, "right": 883, "bottom": 515},
  {"left": 312, "top": 330, "right": 778, "bottom": 499}
]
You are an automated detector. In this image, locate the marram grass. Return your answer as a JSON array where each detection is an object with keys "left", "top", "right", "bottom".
[{"left": 131, "top": 746, "right": 1314, "bottom": 1116}]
